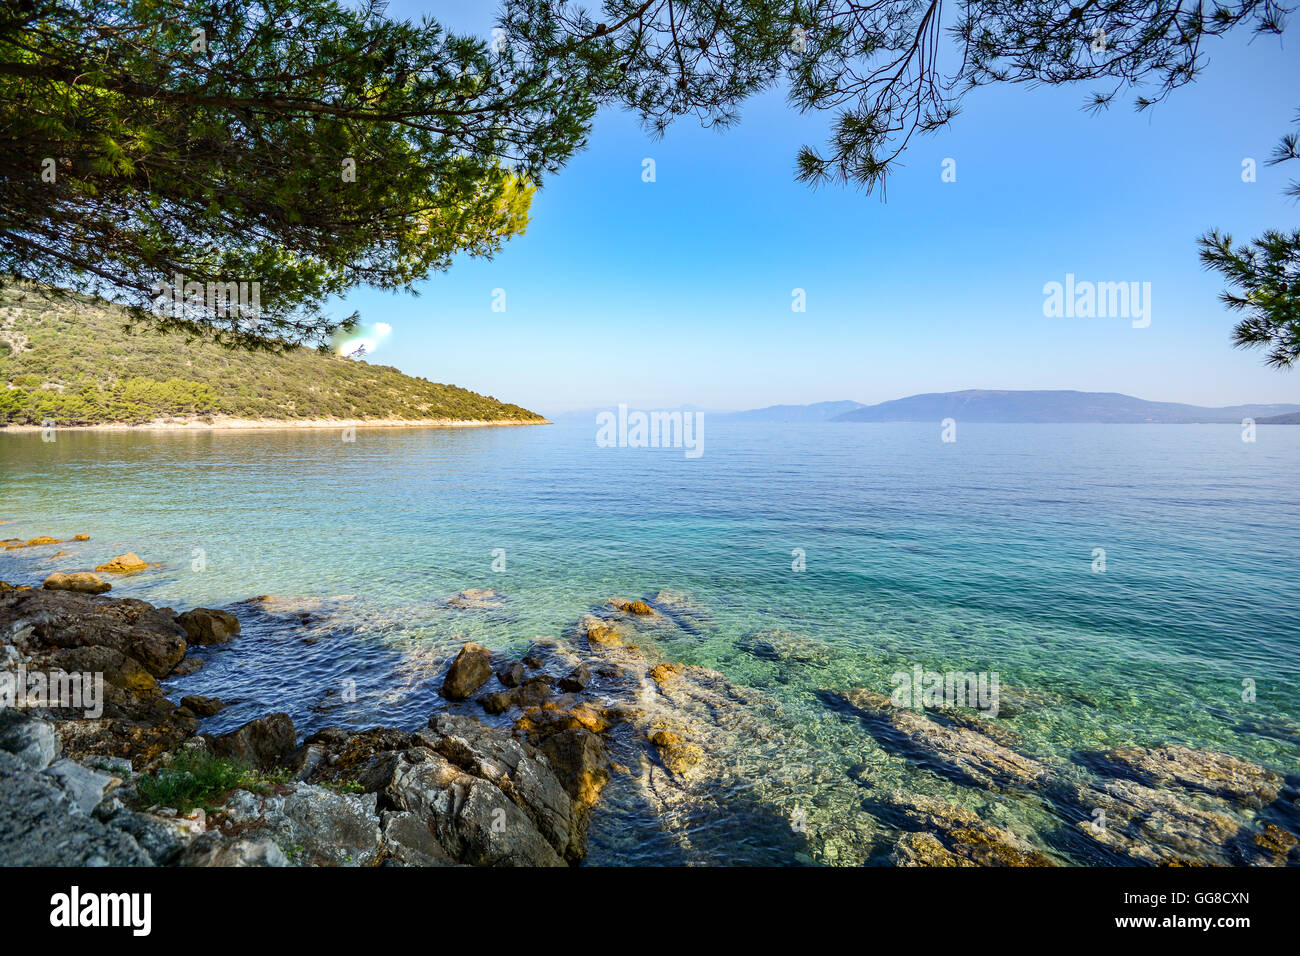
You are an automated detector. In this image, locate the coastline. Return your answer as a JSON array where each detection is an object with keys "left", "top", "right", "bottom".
[
  {"left": 2, "top": 541, "right": 1297, "bottom": 866},
  {"left": 0, "top": 416, "right": 551, "bottom": 433}
]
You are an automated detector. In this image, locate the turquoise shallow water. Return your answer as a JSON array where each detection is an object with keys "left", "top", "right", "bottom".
[{"left": 2, "top": 422, "right": 1298, "bottom": 863}]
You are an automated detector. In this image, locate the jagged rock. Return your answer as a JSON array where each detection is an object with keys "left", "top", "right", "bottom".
[
  {"left": 43, "top": 645, "right": 159, "bottom": 696},
  {"left": 57, "top": 707, "right": 198, "bottom": 769},
  {"left": 478, "top": 676, "right": 552, "bottom": 715},
  {"left": 176, "top": 608, "right": 241, "bottom": 645},
  {"left": 538, "top": 727, "right": 610, "bottom": 828},
  {"left": 224, "top": 784, "right": 382, "bottom": 866},
  {"left": 171, "top": 657, "right": 203, "bottom": 676},
  {"left": 178, "top": 832, "right": 288, "bottom": 867},
  {"left": 0, "top": 750, "right": 151, "bottom": 866},
  {"left": 43, "top": 572, "right": 110, "bottom": 595},
  {"left": 43, "top": 758, "right": 115, "bottom": 815},
  {"left": 94, "top": 553, "right": 148, "bottom": 574},
  {"left": 477, "top": 690, "right": 514, "bottom": 715},
  {"left": 298, "top": 726, "right": 413, "bottom": 783},
  {"left": 422, "top": 713, "right": 578, "bottom": 860},
  {"left": 381, "top": 810, "right": 454, "bottom": 866},
  {"left": 0, "top": 708, "right": 59, "bottom": 769},
  {"left": 95, "top": 802, "right": 193, "bottom": 865},
  {"left": 515, "top": 699, "right": 614, "bottom": 739},
  {"left": 440, "top": 643, "right": 492, "bottom": 701},
  {"left": 357, "top": 746, "right": 565, "bottom": 866},
  {"left": 208, "top": 713, "right": 295, "bottom": 772}
]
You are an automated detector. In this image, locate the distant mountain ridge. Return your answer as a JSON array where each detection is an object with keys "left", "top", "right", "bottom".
[
  {"left": 719, "top": 400, "right": 866, "bottom": 423},
  {"left": 728, "top": 390, "right": 1300, "bottom": 424}
]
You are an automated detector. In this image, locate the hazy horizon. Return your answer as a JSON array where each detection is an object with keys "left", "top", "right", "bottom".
[{"left": 538, "top": 388, "right": 1300, "bottom": 418}]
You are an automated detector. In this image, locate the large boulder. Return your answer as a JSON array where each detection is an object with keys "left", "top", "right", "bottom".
[
  {"left": 208, "top": 713, "right": 296, "bottom": 772},
  {"left": 423, "top": 713, "right": 576, "bottom": 859},
  {"left": 42, "top": 572, "right": 110, "bottom": 595},
  {"left": 440, "top": 643, "right": 492, "bottom": 701},
  {"left": 357, "top": 746, "right": 565, "bottom": 867},
  {"left": 381, "top": 810, "right": 454, "bottom": 866},
  {"left": 175, "top": 608, "right": 241, "bottom": 645}
]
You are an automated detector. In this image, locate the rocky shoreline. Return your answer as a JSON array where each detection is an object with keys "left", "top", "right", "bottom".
[{"left": 1, "top": 557, "right": 1297, "bottom": 867}]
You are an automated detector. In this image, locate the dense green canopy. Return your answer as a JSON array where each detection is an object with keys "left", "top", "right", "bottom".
[{"left": 0, "top": 0, "right": 592, "bottom": 348}]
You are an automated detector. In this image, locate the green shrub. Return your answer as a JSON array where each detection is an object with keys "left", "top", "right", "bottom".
[{"left": 133, "top": 750, "right": 277, "bottom": 812}]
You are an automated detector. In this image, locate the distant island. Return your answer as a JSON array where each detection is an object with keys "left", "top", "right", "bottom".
[
  {"left": 720, "top": 390, "right": 1300, "bottom": 425},
  {"left": 0, "top": 288, "right": 545, "bottom": 428}
]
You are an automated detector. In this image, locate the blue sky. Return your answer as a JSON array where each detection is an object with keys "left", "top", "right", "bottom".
[{"left": 342, "top": 2, "right": 1300, "bottom": 415}]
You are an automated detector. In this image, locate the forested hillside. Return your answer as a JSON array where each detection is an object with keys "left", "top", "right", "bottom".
[{"left": 0, "top": 287, "right": 542, "bottom": 426}]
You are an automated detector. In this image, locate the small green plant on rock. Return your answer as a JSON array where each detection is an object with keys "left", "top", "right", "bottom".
[{"left": 133, "top": 751, "right": 285, "bottom": 812}]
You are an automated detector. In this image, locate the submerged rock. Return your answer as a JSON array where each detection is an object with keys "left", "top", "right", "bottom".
[
  {"left": 828, "top": 688, "right": 1050, "bottom": 789},
  {"left": 737, "top": 629, "right": 837, "bottom": 665},
  {"left": 1078, "top": 745, "right": 1284, "bottom": 809},
  {"left": 445, "top": 588, "right": 505, "bottom": 610},
  {"left": 609, "top": 598, "right": 655, "bottom": 616},
  {"left": 559, "top": 664, "right": 591, "bottom": 692},
  {"left": 179, "top": 695, "right": 227, "bottom": 718},
  {"left": 650, "top": 728, "right": 704, "bottom": 777},
  {"left": 878, "top": 793, "right": 1054, "bottom": 867},
  {"left": 1068, "top": 745, "right": 1294, "bottom": 866},
  {"left": 6, "top": 536, "right": 63, "bottom": 550}
]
